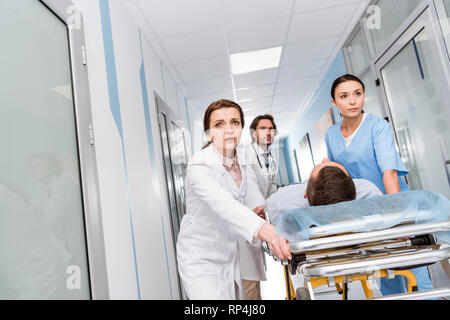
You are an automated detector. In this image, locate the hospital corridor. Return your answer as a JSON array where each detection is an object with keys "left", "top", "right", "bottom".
[{"left": 2, "top": 0, "right": 450, "bottom": 302}]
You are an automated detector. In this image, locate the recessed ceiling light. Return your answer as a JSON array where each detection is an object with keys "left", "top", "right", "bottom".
[{"left": 230, "top": 46, "right": 283, "bottom": 75}]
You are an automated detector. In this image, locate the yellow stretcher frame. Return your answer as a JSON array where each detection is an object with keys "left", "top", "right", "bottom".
[{"left": 284, "top": 265, "right": 418, "bottom": 300}]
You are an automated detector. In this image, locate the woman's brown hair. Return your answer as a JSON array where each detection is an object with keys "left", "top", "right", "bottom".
[{"left": 202, "top": 99, "right": 245, "bottom": 149}]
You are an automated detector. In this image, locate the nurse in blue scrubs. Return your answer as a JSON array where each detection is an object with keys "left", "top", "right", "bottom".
[{"left": 325, "top": 74, "right": 433, "bottom": 296}]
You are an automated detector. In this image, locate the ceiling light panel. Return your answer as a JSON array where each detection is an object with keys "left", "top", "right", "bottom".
[{"left": 230, "top": 46, "right": 283, "bottom": 75}]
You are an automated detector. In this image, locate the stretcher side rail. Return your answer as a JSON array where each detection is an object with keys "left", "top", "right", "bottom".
[
  {"left": 299, "top": 247, "right": 450, "bottom": 277},
  {"left": 288, "top": 220, "right": 450, "bottom": 253}
]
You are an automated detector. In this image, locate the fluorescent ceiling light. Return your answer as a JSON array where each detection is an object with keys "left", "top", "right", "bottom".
[{"left": 230, "top": 46, "right": 282, "bottom": 75}]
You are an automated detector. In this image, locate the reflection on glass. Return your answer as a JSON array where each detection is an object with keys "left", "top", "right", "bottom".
[
  {"left": 360, "top": 71, "right": 383, "bottom": 119},
  {"left": 298, "top": 133, "right": 315, "bottom": 182},
  {"left": 160, "top": 113, "right": 180, "bottom": 241},
  {"left": 442, "top": 0, "right": 450, "bottom": 59},
  {"left": 0, "top": 0, "right": 90, "bottom": 299},
  {"left": 381, "top": 29, "right": 450, "bottom": 198},
  {"left": 292, "top": 150, "right": 301, "bottom": 183},
  {"left": 344, "top": 27, "right": 371, "bottom": 75},
  {"left": 368, "top": 0, "right": 421, "bottom": 54},
  {"left": 169, "top": 122, "right": 188, "bottom": 223}
]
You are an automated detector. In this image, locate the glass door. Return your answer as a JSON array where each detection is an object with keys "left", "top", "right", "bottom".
[
  {"left": 155, "top": 95, "right": 189, "bottom": 299},
  {"left": 158, "top": 111, "right": 180, "bottom": 242},
  {"left": 0, "top": 0, "right": 92, "bottom": 299},
  {"left": 156, "top": 98, "right": 190, "bottom": 243},
  {"left": 375, "top": 8, "right": 450, "bottom": 198}
]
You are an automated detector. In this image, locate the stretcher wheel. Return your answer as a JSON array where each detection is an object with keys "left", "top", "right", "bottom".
[{"left": 295, "top": 287, "right": 311, "bottom": 300}]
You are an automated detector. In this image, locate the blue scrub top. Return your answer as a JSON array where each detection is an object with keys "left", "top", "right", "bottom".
[{"left": 325, "top": 114, "right": 409, "bottom": 194}]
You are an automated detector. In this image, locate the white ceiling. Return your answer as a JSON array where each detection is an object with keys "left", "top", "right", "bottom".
[{"left": 124, "top": 0, "right": 370, "bottom": 138}]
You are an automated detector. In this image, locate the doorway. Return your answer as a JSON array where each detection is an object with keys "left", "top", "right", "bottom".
[{"left": 155, "top": 94, "right": 190, "bottom": 298}]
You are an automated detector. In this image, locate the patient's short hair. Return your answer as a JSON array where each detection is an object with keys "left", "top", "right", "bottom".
[{"left": 306, "top": 166, "right": 356, "bottom": 206}]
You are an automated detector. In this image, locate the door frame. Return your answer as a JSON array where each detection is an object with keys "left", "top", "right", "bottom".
[
  {"left": 41, "top": 0, "right": 109, "bottom": 299},
  {"left": 155, "top": 94, "right": 187, "bottom": 242},
  {"left": 434, "top": 0, "right": 450, "bottom": 60},
  {"left": 154, "top": 93, "right": 188, "bottom": 299}
]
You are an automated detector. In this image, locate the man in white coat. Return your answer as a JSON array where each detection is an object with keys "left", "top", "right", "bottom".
[{"left": 239, "top": 114, "right": 279, "bottom": 300}]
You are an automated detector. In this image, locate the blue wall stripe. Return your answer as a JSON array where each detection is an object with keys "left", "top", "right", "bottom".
[
  {"left": 98, "top": 0, "right": 122, "bottom": 135},
  {"left": 138, "top": 30, "right": 174, "bottom": 299},
  {"left": 99, "top": 0, "right": 141, "bottom": 299}
]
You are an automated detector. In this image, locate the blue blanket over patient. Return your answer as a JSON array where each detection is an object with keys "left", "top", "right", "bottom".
[{"left": 276, "top": 190, "right": 450, "bottom": 243}]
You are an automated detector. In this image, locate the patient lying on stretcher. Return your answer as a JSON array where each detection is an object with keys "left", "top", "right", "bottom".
[
  {"left": 266, "top": 159, "right": 382, "bottom": 225},
  {"left": 266, "top": 161, "right": 449, "bottom": 296}
]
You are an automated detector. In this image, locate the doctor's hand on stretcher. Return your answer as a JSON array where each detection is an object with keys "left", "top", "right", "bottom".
[
  {"left": 253, "top": 205, "right": 266, "bottom": 219},
  {"left": 258, "top": 223, "right": 292, "bottom": 261}
]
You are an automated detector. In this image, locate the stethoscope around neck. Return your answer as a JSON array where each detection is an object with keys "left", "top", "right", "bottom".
[{"left": 251, "top": 143, "right": 276, "bottom": 171}]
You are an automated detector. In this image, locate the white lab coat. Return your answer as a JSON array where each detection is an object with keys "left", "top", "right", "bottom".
[
  {"left": 237, "top": 143, "right": 279, "bottom": 282},
  {"left": 176, "top": 144, "right": 266, "bottom": 300},
  {"left": 247, "top": 143, "right": 278, "bottom": 199}
]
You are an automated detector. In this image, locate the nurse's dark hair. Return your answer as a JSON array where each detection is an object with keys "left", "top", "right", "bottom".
[
  {"left": 331, "top": 74, "right": 365, "bottom": 100},
  {"left": 306, "top": 166, "right": 356, "bottom": 206},
  {"left": 201, "top": 99, "right": 245, "bottom": 150}
]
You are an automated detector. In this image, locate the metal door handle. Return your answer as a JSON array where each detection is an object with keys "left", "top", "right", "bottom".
[
  {"left": 438, "top": 137, "right": 450, "bottom": 187},
  {"left": 445, "top": 160, "right": 450, "bottom": 187}
]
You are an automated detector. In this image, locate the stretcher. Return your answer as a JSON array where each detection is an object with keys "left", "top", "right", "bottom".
[{"left": 265, "top": 190, "right": 450, "bottom": 300}]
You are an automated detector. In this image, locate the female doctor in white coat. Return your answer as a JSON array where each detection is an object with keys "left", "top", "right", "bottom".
[{"left": 176, "top": 99, "right": 291, "bottom": 300}]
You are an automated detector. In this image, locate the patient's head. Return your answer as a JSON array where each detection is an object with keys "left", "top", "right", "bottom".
[{"left": 306, "top": 160, "right": 356, "bottom": 206}]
